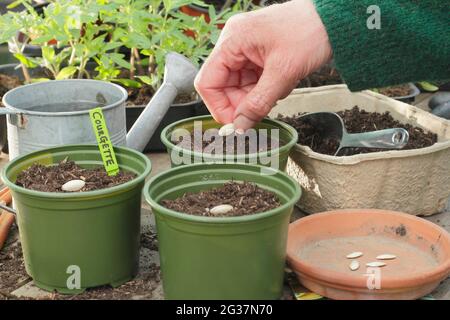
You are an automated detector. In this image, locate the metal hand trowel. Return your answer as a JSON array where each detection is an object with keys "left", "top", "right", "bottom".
[{"left": 300, "top": 112, "right": 409, "bottom": 155}]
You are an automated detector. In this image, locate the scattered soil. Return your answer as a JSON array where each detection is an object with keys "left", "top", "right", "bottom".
[
  {"left": 0, "top": 74, "right": 22, "bottom": 106},
  {"left": 16, "top": 160, "right": 136, "bottom": 192},
  {"left": 161, "top": 181, "right": 281, "bottom": 217},
  {"left": 278, "top": 106, "right": 437, "bottom": 156},
  {"left": 174, "top": 128, "right": 281, "bottom": 154},
  {"left": 0, "top": 224, "right": 30, "bottom": 300},
  {"left": 126, "top": 85, "right": 197, "bottom": 106},
  {"left": 0, "top": 224, "right": 161, "bottom": 300},
  {"left": 298, "top": 65, "right": 343, "bottom": 88},
  {"left": 376, "top": 84, "right": 412, "bottom": 97}
]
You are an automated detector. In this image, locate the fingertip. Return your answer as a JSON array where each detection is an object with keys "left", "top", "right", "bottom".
[{"left": 233, "top": 114, "right": 256, "bottom": 132}]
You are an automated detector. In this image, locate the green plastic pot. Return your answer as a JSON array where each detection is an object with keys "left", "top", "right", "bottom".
[
  {"left": 1, "top": 144, "right": 151, "bottom": 294},
  {"left": 160, "top": 115, "right": 298, "bottom": 171},
  {"left": 144, "top": 163, "right": 301, "bottom": 300}
]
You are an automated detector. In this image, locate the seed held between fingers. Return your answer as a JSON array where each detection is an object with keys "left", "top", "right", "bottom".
[{"left": 218, "top": 123, "right": 235, "bottom": 136}]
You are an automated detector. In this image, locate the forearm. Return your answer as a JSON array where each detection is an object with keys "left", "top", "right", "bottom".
[{"left": 313, "top": 0, "right": 450, "bottom": 91}]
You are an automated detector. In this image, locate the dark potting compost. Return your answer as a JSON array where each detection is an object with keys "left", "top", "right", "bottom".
[
  {"left": 376, "top": 84, "right": 412, "bottom": 97},
  {"left": 160, "top": 181, "right": 281, "bottom": 217},
  {"left": 278, "top": 106, "right": 437, "bottom": 156},
  {"left": 126, "top": 85, "right": 196, "bottom": 106},
  {"left": 0, "top": 74, "right": 21, "bottom": 103},
  {"left": 15, "top": 160, "right": 136, "bottom": 192},
  {"left": 173, "top": 128, "right": 282, "bottom": 154}
]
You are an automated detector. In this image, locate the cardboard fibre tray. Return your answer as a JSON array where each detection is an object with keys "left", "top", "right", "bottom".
[{"left": 269, "top": 85, "right": 450, "bottom": 216}]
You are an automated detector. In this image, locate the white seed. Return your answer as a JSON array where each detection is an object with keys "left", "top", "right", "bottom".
[
  {"left": 218, "top": 123, "right": 235, "bottom": 136},
  {"left": 61, "top": 179, "right": 86, "bottom": 192},
  {"left": 346, "top": 251, "right": 363, "bottom": 259},
  {"left": 366, "top": 261, "right": 386, "bottom": 267},
  {"left": 376, "top": 254, "right": 397, "bottom": 260},
  {"left": 210, "top": 204, "right": 234, "bottom": 215},
  {"left": 349, "top": 260, "right": 360, "bottom": 271}
]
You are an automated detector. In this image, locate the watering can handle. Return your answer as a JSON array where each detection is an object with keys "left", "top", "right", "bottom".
[
  {"left": 126, "top": 82, "right": 178, "bottom": 152},
  {"left": 341, "top": 128, "right": 409, "bottom": 150},
  {"left": 0, "top": 108, "right": 18, "bottom": 116}
]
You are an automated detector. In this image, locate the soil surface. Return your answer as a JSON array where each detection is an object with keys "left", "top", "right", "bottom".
[
  {"left": 278, "top": 106, "right": 437, "bottom": 156},
  {"left": 298, "top": 65, "right": 343, "bottom": 88},
  {"left": 16, "top": 160, "right": 136, "bottom": 192},
  {"left": 161, "top": 181, "right": 281, "bottom": 217},
  {"left": 174, "top": 128, "right": 281, "bottom": 154},
  {"left": 376, "top": 84, "right": 412, "bottom": 97}
]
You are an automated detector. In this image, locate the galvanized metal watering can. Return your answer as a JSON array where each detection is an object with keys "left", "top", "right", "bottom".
[{"left": 0, "top": 52, "right": 198, "bottom": 159}]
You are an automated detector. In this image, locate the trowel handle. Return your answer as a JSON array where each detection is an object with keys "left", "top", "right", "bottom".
[
  {"left": 126, "top": 82, "right": 178, "bottom": 152},
  {"left": 342, "top": 128, "right": 409, "bottom": 150}
]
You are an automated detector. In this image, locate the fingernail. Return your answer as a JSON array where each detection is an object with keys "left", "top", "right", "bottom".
[{"left": 233, "top": 115, "right": 255, "bottom": 132}]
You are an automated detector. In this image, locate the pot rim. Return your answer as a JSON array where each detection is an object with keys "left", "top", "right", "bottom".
[
  {"left": 1, "top": 144, "right": 152, "bottom": 199},
  {"left": 2, "top": 79, "right": 128, "bottom": 117},
  {"left": 286, "top": 209, "right": 450, "bottom": 290},
  {"left": 160, "top": 114, "right": 299, "bottom": 159},
  {"left": 144, "top": 162, "right": 301, "bottom": 224}
]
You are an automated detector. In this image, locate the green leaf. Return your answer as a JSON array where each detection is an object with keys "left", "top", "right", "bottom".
[
  {"left": 41, "top": 46, "right": 55, "bottom": 62},
  {"left": 135, "top": 75, "right": 153, "bottom": 85},
  {"left": 111, "top": 78, "right": 142, "bottom": 88},
  {"left": 30, "top": 78, "right": 51, "bottom": 83},
  {"left": 13, "top": 53, "right": 37, "bottom": 68},
  {"left": 55, "top": 66, "right": 78, "bottom": 80},
  {"left": 110, "top": 53, "right": 132, "bottom": 69}
]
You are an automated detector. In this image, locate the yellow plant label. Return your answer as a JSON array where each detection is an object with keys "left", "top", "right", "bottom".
[{"left": 89, "top": 107, "right": 119, "bottom": 176}]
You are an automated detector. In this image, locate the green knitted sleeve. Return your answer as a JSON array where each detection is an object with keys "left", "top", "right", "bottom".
[{"left": 312, "top": 0, "right": 450, "bottom": 91}]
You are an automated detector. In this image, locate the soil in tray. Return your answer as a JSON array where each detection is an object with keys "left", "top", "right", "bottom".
[
  {"left": 161, "top": 181, "right": 281, "bottom": 217},
  {"left": 15, "top": 160, "right": 136, "bottom": 192},
  {"left": 375, "top": 84, "right": 412, "bottom": 97},
  {"left": 278, "top": 106, "right": 438, "bottom": 156},
  {"left": 173, "top": 128, "right": 282, "bottom": 154}
]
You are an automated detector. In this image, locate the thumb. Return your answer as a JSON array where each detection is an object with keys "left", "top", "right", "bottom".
[{"left": 233, "top": 61, "right": 296, "bottom": 132}]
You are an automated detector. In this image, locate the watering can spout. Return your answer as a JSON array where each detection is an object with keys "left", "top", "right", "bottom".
[{"left": 126, "top": 52, "right": 199, "bottom": 152}]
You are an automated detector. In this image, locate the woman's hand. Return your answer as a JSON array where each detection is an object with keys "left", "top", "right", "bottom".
[{"left": 194, "top": 0, "right": 332, "bottom": 132}]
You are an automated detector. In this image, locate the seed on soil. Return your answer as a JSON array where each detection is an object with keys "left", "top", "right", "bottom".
[
  {"left": 349, "top": 260, "right": 360, "bottom": 271},
  {"left": 61, "top": 179, "right": 86, "bottom": 192},
  {"left": 210, "top": 204, "right": 234, "bottom": 215},
  {"left": 376, "top": 254, "right": 397, "bottom": 260},
  {"left": 346, "top": 251, "right": 363, "bottom": 259},
  {"left": 218, "top": 123, "right": 235, "bottom": 136},
  {"left": 366, "top": 261, "right": 386, "bottom": 267},
  {"left": 160, "top": 181, "right": 281, "bottom": 217}
]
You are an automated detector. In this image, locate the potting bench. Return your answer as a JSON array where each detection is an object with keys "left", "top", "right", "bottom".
[{"left": 0, "top": 94, "right": 449, "bottom": 300}]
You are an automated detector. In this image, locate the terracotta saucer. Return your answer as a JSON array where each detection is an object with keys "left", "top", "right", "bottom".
[{"left": 287, "top": 209, "right": 450, "bottom": 300}]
